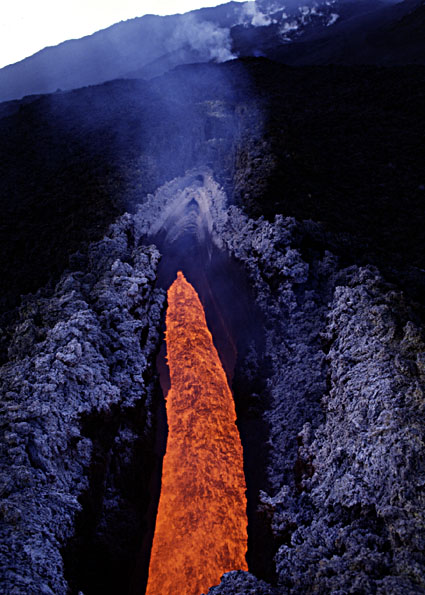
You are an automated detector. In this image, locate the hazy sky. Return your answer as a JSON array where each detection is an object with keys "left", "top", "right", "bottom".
[{"left": 0, "top": 0, "right": 246, "bottom": 69}]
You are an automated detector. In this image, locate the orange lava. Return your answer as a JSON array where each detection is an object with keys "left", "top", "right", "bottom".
[{"left": 146, "top": 271, "right": 248, "bottom": 595}]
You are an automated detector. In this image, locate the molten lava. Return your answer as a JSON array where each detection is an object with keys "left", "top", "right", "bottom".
[{"left": 146, "top": 271, "right": 248, "bottom": 595}]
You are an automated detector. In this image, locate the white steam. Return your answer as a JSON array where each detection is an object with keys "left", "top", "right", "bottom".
[
  {"left": 171, "top": 15, "right": 236, "bottom": 63},
  {"left": 156, "top": 0, "right": 342, "bottom": 64},
  {"left": 327, "top": 13, "right": 340, "bottom": 26},
  {"left": 242, "top": 2, "right": 277, "bottom": 27}
]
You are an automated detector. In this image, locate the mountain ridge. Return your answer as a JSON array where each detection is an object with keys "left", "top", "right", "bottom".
[{"left": 0, "top": 0, "right": 424, "bottom": 102}]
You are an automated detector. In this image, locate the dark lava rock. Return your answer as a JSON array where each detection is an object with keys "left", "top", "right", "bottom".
[
  {"left": 215, "top": 206, "right": 425, "bottom": 593},
  {"left": 0, "top": 214, "right": 165, "bottom": 594},
  {"left": 1, "top": 60, "right": 424, "bottom": 322},
  {"left": 1, "top": 55, "right": 425, "bottom": 595},
  {"left": 206, "top": 570, "right": 277, "bottom": 594}
]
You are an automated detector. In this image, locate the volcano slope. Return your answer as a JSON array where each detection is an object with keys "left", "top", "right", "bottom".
[{"left": 0, "top": 59, "right": 425, "bottom": 594}]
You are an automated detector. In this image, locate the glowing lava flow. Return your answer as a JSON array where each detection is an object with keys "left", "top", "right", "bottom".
[{"left": 146, "top": 271, "right": 248, "bottom": 595}]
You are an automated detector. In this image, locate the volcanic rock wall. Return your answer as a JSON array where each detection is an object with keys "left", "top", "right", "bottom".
[
  {"left": 274, "top": 267, "right": 425, "bottom": 593},
  {"left": 0, "top": 215, "right": 165, "bottom": 594},
  {"left": 211, "top": 205, "right": 425, "bottom": 593}
]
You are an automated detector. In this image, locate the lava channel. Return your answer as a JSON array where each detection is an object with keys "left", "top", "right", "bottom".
[{"left": 146, "top": 271, "right": 248, "bottom": 595}]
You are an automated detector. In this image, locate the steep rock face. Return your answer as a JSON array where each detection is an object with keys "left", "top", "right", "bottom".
[{"left": 0, "top": 216, "right": 165, "bottom": 593}]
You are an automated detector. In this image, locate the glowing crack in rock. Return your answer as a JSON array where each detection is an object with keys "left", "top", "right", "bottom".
[{"left": 146, "top": 271, "right": 248, "bottom": 595}]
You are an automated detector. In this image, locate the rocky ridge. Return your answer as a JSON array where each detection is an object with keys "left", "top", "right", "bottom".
[
  {"left": 0, "top": 215, "right": 165, "bottom": 593},
  {"left": 281, "top": 267, "right": 425, "bottom": 593},
  {"left": 211, "top": 204, "right": 425, "bottom": 592}
]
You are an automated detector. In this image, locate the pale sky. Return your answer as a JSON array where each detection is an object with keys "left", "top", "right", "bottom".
[{"left": 0, "top": 1, "right": 246, "bottom": 69}]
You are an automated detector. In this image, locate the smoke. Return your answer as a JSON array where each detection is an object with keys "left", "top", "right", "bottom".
[
  {"left": 327, "top": 13, "right": 340, "bottom": 26},
  {"left": 239, "top": 0, "right": 343, "bottom": 39},
  {"left": 242, "top": 0, "right": 337, "bottom": 30},
  {"left": 242, "top": 2, "right": 277, "bottom": 27},
  {"left": 170, "top": 14, "right": 236, "bottom": 63}
]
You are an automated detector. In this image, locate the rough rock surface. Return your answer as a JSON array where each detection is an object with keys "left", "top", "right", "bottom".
[
  {"left": 0, "top": 214, "right": 165, "bottom": 593},
  {"left": 1, "top": 168, "right": 425, "bottom": 594},
  {"left": 216, "top": 208, "right": 335, "bottom": 490},
  {"left": 273, "top": 266, "right": 425, "bottom": 594},
  {"left": 206, "top": 570, "right": 277, "bottom": 594},
  {"left": 214, "top": 205, "right": 425, "bottom": 593},
  {"left": 133, "top": 166, "right": 228, "bottom": 244}
]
